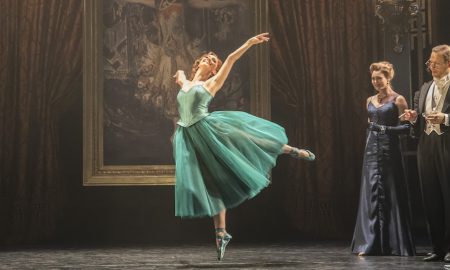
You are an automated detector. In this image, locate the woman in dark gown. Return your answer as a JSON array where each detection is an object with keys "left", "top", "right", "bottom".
[{"left": 351, "top": 61, "right": 415, "bottom": 256}]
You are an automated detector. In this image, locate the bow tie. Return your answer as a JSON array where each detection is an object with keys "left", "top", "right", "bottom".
[{"left": 434, "top": 75, "right": 450, "bottom": 90}]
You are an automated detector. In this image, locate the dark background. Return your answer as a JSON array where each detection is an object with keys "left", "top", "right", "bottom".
[
  {"left": 1, "top": 0, "right": 449, "bottom": 247},
  {"left": 102, "top": 1, "right": 252, "bottom": 166}
]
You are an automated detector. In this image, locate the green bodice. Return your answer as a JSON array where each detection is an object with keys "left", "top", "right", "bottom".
[{"left": 176, "top": 85, "right": 213, "bottom": 127}]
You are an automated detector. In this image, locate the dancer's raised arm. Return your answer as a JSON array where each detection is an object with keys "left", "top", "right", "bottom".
[{"left": 205, "top": 33, "right": 270, "bottom": 95}]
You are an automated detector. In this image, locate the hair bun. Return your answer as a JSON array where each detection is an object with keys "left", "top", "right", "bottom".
[{"left": 369, "top": 61, "right": 395, "bottom": 80}]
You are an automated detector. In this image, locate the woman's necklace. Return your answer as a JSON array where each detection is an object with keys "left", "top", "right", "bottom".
[{"left": 377, "top": 93, "right": 388, "bottom": 103}]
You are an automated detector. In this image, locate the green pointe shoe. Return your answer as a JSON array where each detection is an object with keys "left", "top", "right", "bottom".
[
  {"left": 289, "top": 147, "right": 315, "bottom": 161},
  {"left": 215, "top": 228, "right": 232, "bottom": 261}
]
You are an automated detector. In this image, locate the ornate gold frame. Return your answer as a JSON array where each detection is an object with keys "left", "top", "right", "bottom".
[{"left": 83, "top": 0, "right": 269, "bottom": 185}]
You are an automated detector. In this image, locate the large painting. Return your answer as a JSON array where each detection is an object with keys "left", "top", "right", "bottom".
[{"left": 83, "top": 0, "right": 269, "bottom": 185}]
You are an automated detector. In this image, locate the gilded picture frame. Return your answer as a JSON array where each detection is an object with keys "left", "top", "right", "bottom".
[{"left": 83, "top": 0, "right": 269, "bottom": 185}]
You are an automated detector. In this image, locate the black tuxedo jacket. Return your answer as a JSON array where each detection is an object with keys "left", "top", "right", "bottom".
[{"left": 413, "top": 81, "right": 450, "bottom": 137}]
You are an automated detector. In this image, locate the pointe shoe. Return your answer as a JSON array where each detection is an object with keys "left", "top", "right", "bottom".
[
  {"left": 215, "top": 228, "right": 232, "bottom": 261},
  {"left": 358, "top": 252, "right": 366, "bottom": 256},
  {"left": 423, "top": 253, "right": 444, "bottom": 262},
  {"left": 289, "top": 147, "right": 315, "bottom": 161}
]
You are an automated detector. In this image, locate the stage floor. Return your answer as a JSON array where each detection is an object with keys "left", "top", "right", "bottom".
[{"left": 0, "top": 242, "right": 447, "bottom": 269}]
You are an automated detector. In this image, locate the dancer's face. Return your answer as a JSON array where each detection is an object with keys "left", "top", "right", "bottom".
[
  {"left": 427, "top": 52, "right": 450, "bottom": 79},
  {"left": 371, "top": 70, "right": 389, "bottom": 92},
  {"left": 199, "top": 54, "right": 219, "bottom": 75}
]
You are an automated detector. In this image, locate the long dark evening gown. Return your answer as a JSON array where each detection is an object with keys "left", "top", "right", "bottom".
[{"left": 351, "top": 97, "right": 415, "bottom": 256}]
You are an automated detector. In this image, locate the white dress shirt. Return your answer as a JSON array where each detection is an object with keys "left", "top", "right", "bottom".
[{"left": 424, "top": 73, "right": 450, "bottom": 135}]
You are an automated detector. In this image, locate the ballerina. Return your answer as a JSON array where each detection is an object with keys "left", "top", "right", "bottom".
[{"left": 172, "top": 32, "right": 315, "bottom": 260}]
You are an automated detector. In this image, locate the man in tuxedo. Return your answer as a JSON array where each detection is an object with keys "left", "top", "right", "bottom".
[{"left": 405, "top": 44, "right": 450, "bottom": 262}]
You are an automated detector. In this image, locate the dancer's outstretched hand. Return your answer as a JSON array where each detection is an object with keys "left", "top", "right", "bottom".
[
  {"left": 247, "top": 33, "right": 270, "bottom": 46},
  {"left": 173, "top": 70, "right": 186, "bottom": 85}
]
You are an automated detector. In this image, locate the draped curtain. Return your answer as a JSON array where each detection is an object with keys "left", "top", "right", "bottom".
[
  {"left": 0, "top": 0, "right": 383, "bottom": 244},
  {"left": 269, "top": 0, "right": 381, "bottom": 237},
  {"left": 0, "top": 0, "right": 82, "bottom": 244}
]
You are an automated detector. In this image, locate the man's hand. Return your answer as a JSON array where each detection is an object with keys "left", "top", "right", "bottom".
[{"left": 425, "top": 112, "right": 446, "bottom": 124}]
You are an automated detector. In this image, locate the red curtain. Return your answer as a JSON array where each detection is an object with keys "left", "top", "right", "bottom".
[
  {"left": 0, "top": 0, "right": 82, "bottom": 244},
  {"left": 269, "top": 0, "right": 381, "bottom": 237}
]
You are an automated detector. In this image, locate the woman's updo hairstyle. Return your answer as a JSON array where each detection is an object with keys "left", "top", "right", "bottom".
[{"left": 369, "top": 61, "right": 395, "bottom": 80}]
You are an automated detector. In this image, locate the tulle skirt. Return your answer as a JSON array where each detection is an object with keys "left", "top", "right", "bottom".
[{"left": 173, "top": 111, "right": 288, "bottom": 218}]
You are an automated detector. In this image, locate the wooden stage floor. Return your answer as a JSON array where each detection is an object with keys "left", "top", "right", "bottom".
[{"left": 0, "top": 242, "right": 448, "bottom": 269}]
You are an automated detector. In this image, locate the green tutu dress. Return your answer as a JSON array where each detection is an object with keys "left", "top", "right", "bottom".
[{"left": 173, "top": 85, "right": 288, "bottom": 218}]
